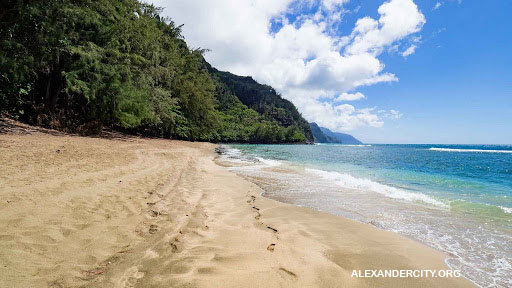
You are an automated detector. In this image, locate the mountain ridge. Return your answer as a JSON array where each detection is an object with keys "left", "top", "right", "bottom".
[
  {"left": 310, "top": 122, "right": 363, "bottom": 144},
  {"left": 206, "top": 63, "right": 313, "bottom": 143}
]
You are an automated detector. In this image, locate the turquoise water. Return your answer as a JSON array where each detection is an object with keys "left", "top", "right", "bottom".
[
  {"left": 218, "top": 144, "right": 512, "bottom": 287},
  {"left": 230, "top": 144, "right": 512, "bottom": 213}
]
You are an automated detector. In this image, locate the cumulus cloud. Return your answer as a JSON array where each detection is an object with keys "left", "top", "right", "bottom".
[
  {"left": 151, "top": 0, "right": 424, "bottom": 131},
  {"left": 323, "top": 0, "right": 350, "bottom": 10},
  {"left": 433, "top": 2, "right": 442, "bottom": 10},
  {"left": 336, "top": 92, "right": 366, "bottom": 101},
  {"left": 291, "top": 91, "right": 383, "bottom": 131},
  {"left": 345, "top": 0, "right": 426, "bottom": 55}
]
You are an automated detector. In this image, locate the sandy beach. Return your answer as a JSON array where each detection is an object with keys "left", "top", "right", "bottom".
[{"left": 0, "top": 127, "right": 475, "bottom": 287}]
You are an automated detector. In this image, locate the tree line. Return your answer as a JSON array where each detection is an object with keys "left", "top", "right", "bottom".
[{"left": 0, "top": 0, "right": 312, "bottom": 143}]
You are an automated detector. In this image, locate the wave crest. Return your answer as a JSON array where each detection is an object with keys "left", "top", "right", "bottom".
[
  {"left": 500, "top": 206, "right": 512, "bottom": 214},
  {"left": 255, "top": 157, "right": 282, "bottom": 167},
  {"left": 306, "top": 168, "right": 448, "bottom": 207},
  {"left": 429, "top": 148, "right": 512, "bottom": 154}
]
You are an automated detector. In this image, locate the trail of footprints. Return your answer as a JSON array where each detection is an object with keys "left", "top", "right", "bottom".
[
  {"left": 248, "top": 194, "right": 279, "bottom": 244},
  {"left": 84, "top": 168, "right": 296, "bottom": 286},
  {"left": 79, "top": 151, "right": 197, "bottom": 287},
  {"left": 247, "top": 193, "right": 297, "bottom": 281}
]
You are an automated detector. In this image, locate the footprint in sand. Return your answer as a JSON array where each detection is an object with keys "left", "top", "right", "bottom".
[
  {"left": 267, "top": 243, "right": 276, "bottom": 252},
  {"left": 169, "top": 241, "right": 180, "bottom": 253},
  {"left": 267, "top": 226, "right": 279, "bottom": 240},
  {"left": 267, "top": 226, "right": 278, "bottom": 233},
  {"left": 278, "top": 267, "right": 297, "bottom": 279},
  {"left": 149, "top": 224, "right": 158, "bottom": 234},
  {"left": 149, "top": 210, "right": 161, "bottom": 217},
  {"left": 247, "top": 195, "right": 256, "bottom": 204}
]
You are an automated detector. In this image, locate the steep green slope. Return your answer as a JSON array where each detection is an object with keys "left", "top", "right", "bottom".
[
  {"left": 310, "top": 123, "right": 363, "bottom": 144},
  {"left": 310, "top": 122, "right": 340, "bottom": 143},
  {"left": 318, "top": 126, "right": 362, "bottom": 144},
  {"left": 208, "top": 65, "right": 313, "bottom": 142},
  {"left": 0, "top": 0, "right": 311, "bottom": 143}
]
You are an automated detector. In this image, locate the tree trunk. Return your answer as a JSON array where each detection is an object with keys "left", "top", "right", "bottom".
[{"left": 45, "top": 77, "right": 51, "bottom": 110}]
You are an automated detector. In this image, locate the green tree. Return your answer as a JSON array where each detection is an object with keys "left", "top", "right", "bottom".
[{"left": 0, "top": 0, "right": 310, "bottom": 143}]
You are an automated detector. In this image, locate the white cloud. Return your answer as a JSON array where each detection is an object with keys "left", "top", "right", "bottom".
[
  {"left": 336, "top": 92, "right": 366, "bottom": 101},
  {"left": 291, "top": 91, "right": 383, "bottom": 131},
  {"left": 379, "top": 109, "right": 403, "bottom": 119},
  {"left": 345, "top": 0, "right": 426, "bottom": 55},
  {"left": 152, "top": 0, "right": 424, "bottom": 131},
  {"left": 401, "top": 44, "right": 417, "bottom": 57},
  {"left": 388, "top": 109, "right": 403, "bottom": 119},
  {"left": 433, "top": 2, "right": 442, "bottom": 10},
  {"left": 323, "top": 0, "right": 350, "bottom": 10},
  {"left": 399, "top": 35, "right": 421, "bottom": 57}
]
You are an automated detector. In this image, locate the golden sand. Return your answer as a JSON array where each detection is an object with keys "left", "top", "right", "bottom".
[{"left": 0, "top": 131, "right": 474, "bottom": 287}]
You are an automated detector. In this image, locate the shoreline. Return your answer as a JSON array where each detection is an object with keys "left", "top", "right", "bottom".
[
  {"left": 0, "top": 131, "right": 475, "bottom": 287},
  {"left": 215, "top": 150, "right": 481, "bottom": 287},
  {"left": 216, "top": 157, "right": 479, "bottom": 287}
]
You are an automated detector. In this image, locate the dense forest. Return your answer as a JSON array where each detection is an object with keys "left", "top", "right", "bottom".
[{"left": 0, "top": 0, "right": 312, "bottom": 143}]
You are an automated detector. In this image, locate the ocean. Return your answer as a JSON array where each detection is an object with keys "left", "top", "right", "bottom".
[{"left": 217, "top": 144, "right": 512, "bottom": 288}]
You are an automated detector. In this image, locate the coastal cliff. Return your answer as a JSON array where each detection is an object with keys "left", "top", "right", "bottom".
[{"left": 310, "top": 122, "right": 362, "bottom": 144}]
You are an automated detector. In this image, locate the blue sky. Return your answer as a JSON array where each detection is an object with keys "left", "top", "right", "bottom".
[
  {"left": 352, "top": 0, "right": 512, "bottom": 144},
  {"left": 153, "top": 0, "right": 512, "bottom": 144}
]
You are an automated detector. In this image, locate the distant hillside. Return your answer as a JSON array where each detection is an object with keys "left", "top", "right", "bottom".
[
  {"left": 310, "top": 123, "right": 362, "bottom": 144},
  {"left": 207, "top": 64, "right": 313, "bottom": 143},
  {"left": 320, "top": 127, "right": 362, "bottom": 144},
  {"left": 310, "top": 123, "right": 340, "bottom": 143}
]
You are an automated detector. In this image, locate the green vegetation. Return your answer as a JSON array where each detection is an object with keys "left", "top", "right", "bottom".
[
  {"left": 310, "top": 122, "right": 340, "bottom": 143},
  {"left": 210, "top": 64, "right": 311, "bottom": 143},
  {"left": 0, "top": 0, "right": 312, "bottom": 143},
  {"left": 310, "top": 122, "right": 363, "bottom": 144}
]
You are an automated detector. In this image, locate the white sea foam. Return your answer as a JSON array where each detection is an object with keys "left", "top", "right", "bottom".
[
  {"left": 218, "top": 146, "right": 283, "bottom": 168},
  {"left": 500, "top": 206, "right": 512, "bottom": 214},
  {"left": 429, "top": 148, "right": 512, "bottom": 154},
  {"left": 306, "top": 168, "right": 448, "bottom": 208},
  {"left": 221, "top": 146, "right": 243, "bottom": 158},
  {"left": 255, "top": 157, "right": 282, "bottom": 167},
  {"left": 314, "top": 143, "right": 371, "bottom": 147}
]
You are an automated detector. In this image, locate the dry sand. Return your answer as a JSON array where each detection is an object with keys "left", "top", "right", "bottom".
[{"left": 0, "top": 128, "right": 475, "bottom": 287}]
